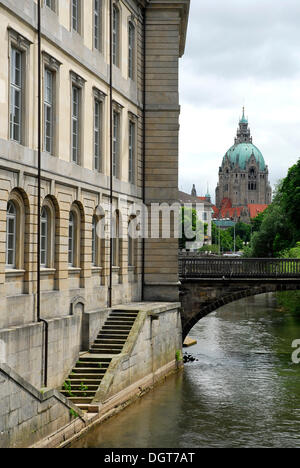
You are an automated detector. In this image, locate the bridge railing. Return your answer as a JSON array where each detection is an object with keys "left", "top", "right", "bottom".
[{"left": 179, "top": 257, "right": 300, "bottom": 279}]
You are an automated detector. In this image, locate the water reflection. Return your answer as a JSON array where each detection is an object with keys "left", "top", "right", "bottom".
[{"left": 71, "top": 293, "right": 300, "bottom": 448}]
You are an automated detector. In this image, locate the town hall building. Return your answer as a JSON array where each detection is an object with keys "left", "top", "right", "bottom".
[{"left": 214, "top": 109, "right": 272, "bottom": 222}]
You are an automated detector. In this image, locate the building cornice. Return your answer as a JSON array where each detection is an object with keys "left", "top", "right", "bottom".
[{"left": 146, "top": 0, "right": 190, "bottom": 57}]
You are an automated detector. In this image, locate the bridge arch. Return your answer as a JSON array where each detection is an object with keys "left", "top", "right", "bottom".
[{"left": 180, "top": 280, "right": 300, "bottom": 341}]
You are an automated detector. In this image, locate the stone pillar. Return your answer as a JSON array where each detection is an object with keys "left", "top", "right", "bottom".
[{"left": 143, "top": 1, "right": 189, "bottom": 302}]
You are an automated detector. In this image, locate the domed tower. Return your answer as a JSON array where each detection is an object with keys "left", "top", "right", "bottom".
[{"left": 215, "top": 109, "right": 272, "bottom": 210}]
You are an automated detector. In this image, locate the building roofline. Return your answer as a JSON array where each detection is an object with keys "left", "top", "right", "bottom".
[{"left": 145, "top": 0, "right": 190, "bottom": 57}]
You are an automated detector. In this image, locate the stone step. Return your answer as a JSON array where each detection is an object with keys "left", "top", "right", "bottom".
[
  {"left": 61, "top": 390, "right": 96, "bottom": 398},
  {"left": 75, "top": 361, "right": 109, "bottom": 369},
  {"left": 92, "top": 342, "right": 123, "bottom": 348},
  {"left": 72, "top": 367, "right": 106, "bottom": 374},
  {"left": 112, "top": 310, "right": 138, "bottom": 314},
  {"left": 65, "top": 379, "right": 101, "bottom": 386},
  {"left": 95, "top": 338, "right": 126, "bottom": 345},
  {"left": 100, "top": 329, "right": 129, "bottom": 336},
  {"left": 65, "top": 384, "right": 99, "bottom": 391},
  {"left": 89, "top": 348, "right": 121, "bottom": 355},
  {"left": 106, "top": 319, "right": 134, "bottom": 325},
  {"left": 97, "top": 334, "right": 128, "bottom": 341},
  {"left": 108, "top": 316, "right": 136, "bottom": 322},
  {"left": 103, "top": 325, "right": 132, "bottom": 331},
  {"left": 68, "top": 397, "right": 94, "bottom": 405},
  {"left": 78, "top": 356, "right": 112, "bottom": 363},
  {"left": 68, "top": 373, "right": 104, "bottom": 380},
  {"left": 110, "top": 312, "right": 138, "bottom": 318}
]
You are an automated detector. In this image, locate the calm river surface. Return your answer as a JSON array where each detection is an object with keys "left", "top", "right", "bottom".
[{"left": 71, "top": 293, "right": 300, "bottom": 448}]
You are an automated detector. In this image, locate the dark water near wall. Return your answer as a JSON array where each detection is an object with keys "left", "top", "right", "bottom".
[{"left": 71, "top": 293, "right": 300, "bottom": 448}]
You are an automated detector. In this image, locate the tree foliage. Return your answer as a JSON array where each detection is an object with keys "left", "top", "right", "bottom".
[
  {"left": 249, "top": 159, "right": 300, "bottom": 257},
  {"left": 179, "top": 207, "right": 205, "bottom": 250}
]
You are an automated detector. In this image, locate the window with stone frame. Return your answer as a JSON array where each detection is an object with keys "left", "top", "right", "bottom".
[
  {"left": 128, "top": 215, "right": 137, "bottom": 268},
  {"left": 70, "top": 72, "right": 85, "bottom": 165},
  {"left": 72, "top": 0, "right": 82, "bottom": 34},
  {"left": 112, "top": 101, "right": 123, "bottom": 178},
  {"left": 40, "top": 198, "right": 56, "bottom": 269},
  {"left": 9, "top": 29, "right": 31, "bottom": 146},
  {"left": 128, "top": 20, "right": 135, "bottom": 80},
  {"left": 112, "top": 210, "right": 121, "bottom": 267},
  {"left": 43, "top": 53, "right": 60, "bottom": 156},
  {"left": 128, "top": 114, "right": 137, "bottom": 184},
  {"left": 45, "top": 0, "right": 56, "bottom": 12},
  {"left": 6, "top": 201, "right": 17, "bottom": 268},
  {"left": 94, "top": 0, "right": 102, "bottom": 51},
  {"left": 112, "top": 4, "right": 120, "bottom": 66},
  {"left": 68, "top": 204, "right": 82, "bottom": 269},
  {"left": 92, "top": 216, "right": 97, "bottom": 266},
  {"left": 5, "top": 190, "right": 26, "bottom": 271},
  {"left": 93, "top": 88, "right": 105, "bottom": 172}
]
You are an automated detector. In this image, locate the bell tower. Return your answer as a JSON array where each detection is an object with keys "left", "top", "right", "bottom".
[{"left": 234, "top": 107, "right": 252, "bottom": 144}]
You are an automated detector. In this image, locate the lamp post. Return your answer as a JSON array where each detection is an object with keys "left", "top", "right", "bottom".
[{"left": 234, "top": 222, "right": 236, "bottom": 254}]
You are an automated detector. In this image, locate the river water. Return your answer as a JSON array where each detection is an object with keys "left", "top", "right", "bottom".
[{"left": 71, "top": 293, "right": 300, "bottom": 448}]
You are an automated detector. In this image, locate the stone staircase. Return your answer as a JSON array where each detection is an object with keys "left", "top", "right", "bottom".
[{"left": 60, "top": 309, "right": 138, "bottom": 411}]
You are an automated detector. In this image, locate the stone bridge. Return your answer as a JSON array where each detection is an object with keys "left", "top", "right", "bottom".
[{"left": 179, "top": 256, "right": 300, "bottom": 340}]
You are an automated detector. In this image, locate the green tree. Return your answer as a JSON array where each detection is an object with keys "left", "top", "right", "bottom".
[
  {"left": 249, "top": 163, "right": 300, "bottom": 257},
  {"left": 229, "top": 222, "right": 252, "bottom": 244},
  {"left": 278, "top": 159, "right": 300, "bottom": 244},
  {"left": 179, "top": 207, "right": 204, "bottom": 250}
]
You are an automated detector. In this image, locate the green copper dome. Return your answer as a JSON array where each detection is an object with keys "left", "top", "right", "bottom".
[{"left": 224, "top": 143, "right": 266, "bottom": 171}]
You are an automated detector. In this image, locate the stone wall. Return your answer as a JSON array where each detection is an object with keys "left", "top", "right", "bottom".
[
  {"left": 0, "top": 309, "right": 110, "bottom": 390},
  {"left": 0, "top": 363, "right": 83, "bottom": 448},
  {"left": 94, "top": 303, "right": 182, "bottom": 402}
]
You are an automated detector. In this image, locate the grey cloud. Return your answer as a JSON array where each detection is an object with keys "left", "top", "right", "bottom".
[{"left": 183, "top": 0, "right": 300, "bottom": 82}]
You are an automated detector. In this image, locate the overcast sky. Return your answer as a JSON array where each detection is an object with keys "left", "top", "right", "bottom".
[{"left": 179, "top": 0, "right": 300, "bottom": 201}]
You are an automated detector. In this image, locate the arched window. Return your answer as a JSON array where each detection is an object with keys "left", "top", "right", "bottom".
[
  {"left": 40, "top": 207, "right": 48, "bottom": 267},
  {"left": 128, "top": 22, "right": 135, "bottom": 79},
  {"left": 112, "top": 210, "right": 120, "bottom": 267},
  {"left": 68, "top": 211, "right": 75, "bottom": 266},
  {"left": 6, "top": 201, "right": 16, "bottom": 268},
  {"left": 128, "top": 216, "right": 137, "bottom": 268},
  {"left": 112, "top": 4, "right": 120, "bottom": 66},
  {"left": 92, "top": 216, "right": 97, "bottom": 266}
]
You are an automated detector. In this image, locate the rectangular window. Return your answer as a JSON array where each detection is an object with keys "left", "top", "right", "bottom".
[
  {"left": 45, "top": 0, "right": 56, "bottom": 11},
  {"left": 113, "top": 111, "right": 120, "bottom": 178},
  {"left": 72, "top": 0, "right": 81, "bottom": 33},
  {"left": 94, "top": 99, "right": 102, "bottom": 171},
  {"left": 44, "top": 69, "right": 54, "bottom": 154},
  {"left": 128, "top": 120, "right": 135, "bottom": 184},
  {"left": 72, "top": 86, "right": 80, "bottom": 163},
  {"left": 128, "top": 22, "right": 135, "bottom": 79},
  {"left": 112, "top": 6, "right": 119, "bottom": 66},
  {"left": 10, "top": 47, "right": 22, "bottom": 143},
  {"left": 94, "top": 0, "right": 102, "bottom": 50}
]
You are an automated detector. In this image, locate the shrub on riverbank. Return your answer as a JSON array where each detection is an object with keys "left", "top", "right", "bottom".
[{"left": 277, "top": 242, "right": 300, "bottom": 315}]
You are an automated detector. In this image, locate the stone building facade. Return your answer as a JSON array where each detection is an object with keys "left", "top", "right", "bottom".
[
  {"left": 215, "top": 110, "right": 272, "bottom": 213},
  {"left": 0, "top": 0, "right": 189, "bottom": 390}
]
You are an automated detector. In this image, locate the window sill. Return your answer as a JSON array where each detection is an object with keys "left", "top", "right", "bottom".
[
  {"left": 112, "top": 266, "right": 120, "bottom": 272},
  {"left": 5, "top": 269, "right": 25, "bottom": 278},
  {"left": 91, "top": 267, "right": 103, "bottom": 273},
  {"left": 40, "top": 268, "right": 56, "bottom": 276},
  {"left": 68, "top": 267, "right": 81, "bottom": 275}
]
